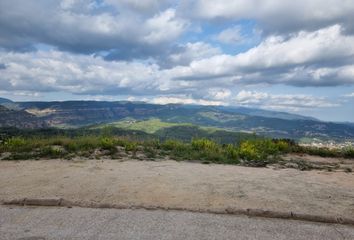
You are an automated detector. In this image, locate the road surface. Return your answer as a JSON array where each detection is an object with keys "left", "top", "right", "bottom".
[
  {"left": 1, "top": 206, "right": 354, "bottom": 240},
  {"left": 1, "top": 160, "right": 354, "bottom": 219}
]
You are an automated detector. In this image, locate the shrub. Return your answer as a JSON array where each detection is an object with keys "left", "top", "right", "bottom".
[
  {"left": 166, "top": 143, "right": 191, "bottom": 160},
  {"left": 343, "top": 147, "right": 354, "bottom": 158},
  {"left": 163, "top": 139, "right": 237, "bottom": 164},
  {"left": 161, "top": 139, "right": 184, "bottom": 151},
  {"left": 191, "top": 138, "right": 218, "bottom": 152},
  {"left": 3, "top": 137, "right": 32, "bottom": 152},
  {"left": 301, "top": 147, "right": 339, "bottom": 158},
  {"left": 45, "top": 136, "right": 71, "bottom": 146},
  {"left": 224, "top": 144, "right": 240, "bottom": 163},
  {"left": 239, "top": 141, "right": 260, "bottom": 161},
  {"left": 124, "top": 141, "right": 138, "bottom": 152},
  {"left": 143, "top": 146, "right": 157, "bottom": 158},
  {"left": 63, "top": 136, "right": 99, "bottom": 152},
  {"left": 273, "top": 139, "right": 291, "bottom": 153},
  {"left": 143, "top": 139, "right": 160, "bottom": 149},
  {"left": 239, "top": 139, "right": 283, "bottom": 163},
  {"left": 39, "top": 146, "right": 65, "bottom": 158},
  {"left": 2, "top": 130, "right": 350, "bottom": 165},
  {"left": 3, "top": 152, "right": 34, "bottom": 160},
  {"left": 100, "top": 137, "right": 116, "bottom": 151}
]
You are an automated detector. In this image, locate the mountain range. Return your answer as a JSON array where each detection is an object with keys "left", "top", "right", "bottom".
[{"left": 0, "top": 98, "right": 353, "bottom": 142}]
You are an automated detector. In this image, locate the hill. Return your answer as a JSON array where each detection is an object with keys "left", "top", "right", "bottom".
[
  {"left": 0, "top": 97, "right": 12, "bottom": 104},
  {"left": 92, "top": 118, "right": 258, "bottom": 143},
  {"left": 217, "top": 106, "right": 317, "bottom": 121},
  {"left": 1, "top": 100, "right": 353, "bottom": 142},
  {"left": 0, "top": 105, "right": 48, "bottom": 129}
]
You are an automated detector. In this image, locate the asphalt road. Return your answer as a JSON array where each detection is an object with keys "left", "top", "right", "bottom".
[{"left": 1, "top": 206, "right": 353, "bottom": 240}]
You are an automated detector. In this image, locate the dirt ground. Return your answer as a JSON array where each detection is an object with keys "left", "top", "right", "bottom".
[
  {"left": 278, "top": 153, "right": 354, "bottom": 171},
  {"left": 0, "top": 158, "right": 354, "bottom": 219}
]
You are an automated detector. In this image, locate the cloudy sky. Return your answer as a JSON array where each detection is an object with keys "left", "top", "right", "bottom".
[{"left": 1, "top": 0, "right": 354, "bottom": 122}]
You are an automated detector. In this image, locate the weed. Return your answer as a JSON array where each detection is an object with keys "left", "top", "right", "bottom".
[
  {"left": 343, "top": 147, "right": 354, "bottom": 158},
  {"left": 143, "top": 145, "right": 158, "bottom": 158},
  {"left": 0, "top": 133, "right": 351, "bottom": 167},
  {"left": 100, "top": 137, "right": 117, "bottom": 153},
  {"left": 3, "top": 137, "right": 33, "bottom": 152},
  {"left": 124, "top": 141, "right": 138, "bottom": 152}
]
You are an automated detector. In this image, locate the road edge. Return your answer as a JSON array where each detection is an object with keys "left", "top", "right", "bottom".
[{"left": 2, "top": 198, "right": 354, "bottom": 226}]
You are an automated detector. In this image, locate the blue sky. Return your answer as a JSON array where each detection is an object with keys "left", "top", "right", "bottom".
[{"left": 0, "top": 0, "right": 354, "bottom": 122}]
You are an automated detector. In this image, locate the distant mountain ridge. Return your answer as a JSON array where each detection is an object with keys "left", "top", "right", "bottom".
[
  {"left": 0, "top": 97, "right": 12, "bottom": 104},
  {"left": 0, "top": 105, "right": 48, "bottom": 128},
  {"left": 0, "top": 100, "right": 353, "bottom": 141},
  {"left": 217, "top": 106, "right": 317, "bottom": 121}
]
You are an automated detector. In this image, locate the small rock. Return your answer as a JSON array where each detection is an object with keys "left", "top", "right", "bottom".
[{"left": 284, "top": 162, "right": 299, "bottom": 169}]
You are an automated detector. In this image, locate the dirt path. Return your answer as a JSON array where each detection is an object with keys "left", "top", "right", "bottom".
[{"left": 0, "top": 159, "right": 354, "bottom": 219}]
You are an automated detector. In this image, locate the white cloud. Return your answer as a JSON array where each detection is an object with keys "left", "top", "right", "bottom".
[
  {"left": 187, "top": 0, "right": 354, "bottom": 34},
  {"left": 0, "top": 0, "right": 353, "bottom": 121},
  {"left": 143, "top": 9, "right": 188, "bottom": 44},
  {"left": 234, "top": 25, "right": 354, "bottom": 69},
  {"left": 235, "top": 90, "right": 338, "bottom": 111},
  {"left": 1, "top": 24, "right": 354, "bottom": 102},
  {"left": 0, "top": 50, "right": 162, "bottom": 95},
  {"left": 150, "top": 96, "right": 223, "bottom": 106},
  {"left": 344, "top": 92, "right": 354, "bottom": 97},
  {"left": 168, "top": 42, "right": 221, "bottom": 66},
  {"left": 0, "top": 90, "right": 40, "bottom": 97},
  {"left": 0, "top": 0, "right": 188, "bottom": 57},
  {"left": 207, "top": 88, "right": 231, "bottom": 100},
  {"left": 214, "top": 26, "right": 244, "bottom": 44},
  {"left": 173, "top": 25, "right": 354, "bottom": 86},
  {"left": 235, "top": 90, "right": 268, "bottom": 104},
  {"left": 0, "top": 48, "right": 344, "bottom": 114},
  {"left": 105, "top": 0, "right": 166, "bottom": 13}
]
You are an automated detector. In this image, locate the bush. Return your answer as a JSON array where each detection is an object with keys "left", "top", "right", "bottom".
[
  {"left": 3, "top": 152, "right": 34, "bottom": 160},
  {"left": 191, "top": 138, "right": 218, "bottom": 152},
  {"left": 161, "top": 139, "right": 184, "bottom": 151},
  {"left": 39, "top": 146, "right": 65, "bottom": 158},
  {"left": 45, "top": 136, "right": 71, "bottom": 146},
  {"left": 239, "top": 141, "right": 260, "bottom": 161},
  {"left": 224, "top": 144, "right": 240, "bottom": 163},
  {"left": 300, "top": 147, "right": 339, "bottom": 158},
  {"left": 143, "top": 139, "right": 160, "bottom": 149},
  {"left": 62, "top": 136, "right": 99, "bottom": 152},
  {"left": 124, "top": 141, "right": 138, "bottom": 152},
  {"left": 239, "top": 139, "right": 285, "bottom": 163},
  {"left": 143, "top": 146, "right": 157, "bottom": 158},
  {"left": 272, "top": 139, "right": 291, "bottom": 152},
  {"left": 1, "top": 131, "right": 350, "bottom": 166},
  {"left": 343, "top": 147, "right": 354, "bottom": 158},
  {"left": 100, "top": 137, "right": 116, "bottom": 151},
  {"left": 3, "top": 137, "right": 32, "bottom": 152}
]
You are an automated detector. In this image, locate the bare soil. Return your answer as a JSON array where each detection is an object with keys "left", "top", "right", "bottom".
[
  {"left": 278, "top": 153, "right": 354, "bottom": 171},
  {"left": 1, "top": 158, "right": 354, "bottom": 219}
]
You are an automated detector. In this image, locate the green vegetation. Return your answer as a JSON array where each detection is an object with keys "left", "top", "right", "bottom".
[
  {"left": 0, "top": 135, "right": 141, "bottom": 160},
  {"left": 0, "top": 126, "right": 353, "bottom": 167},
  {"left": 88, "top": 118, "right": 261, "bottom": 144},
  {"left": 158, "top": 138, "right": 240, "bottom": 164},
  {"left": 198, "top": 111, "right": 246, "bottom": 123},
  {"left": 2, "top": 100, "right": 354, "bottom": 142},
  {"left": 291, "top": 145, "right": 354, "bottom": 158},
  {"left": 94, "top": 118, "right": 189, "bottom": 134},
  {"left": 94, "top": 118, "right": 235, "bottom": 137}
]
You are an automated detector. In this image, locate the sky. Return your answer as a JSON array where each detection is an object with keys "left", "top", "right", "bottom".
[{"left": 0, "top": 0, "right": 354, "bottom": 122}]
